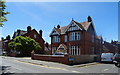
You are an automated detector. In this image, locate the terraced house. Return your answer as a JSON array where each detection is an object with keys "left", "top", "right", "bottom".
[{"left": 50, "top": 16, "right": 103, "bottom": 58}]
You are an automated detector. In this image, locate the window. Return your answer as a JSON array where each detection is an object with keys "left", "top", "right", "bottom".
[
  {"left": 34, "top": 34, "right": 37, "bottom": 38},
  {"left": 70, "top": 46, "right": 80, "bottom": 55},
  {"left": 70, "top": 32, "right": 80, "bottom": 41},
  {"left": 53, "top": 36, "right": 60, "bottom": 43},
  {"left": 64, "top": 35, "right": 67, "bottom": 42}
]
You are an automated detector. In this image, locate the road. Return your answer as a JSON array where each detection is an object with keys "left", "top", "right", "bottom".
[
  {"left": 1, "top": 56, "right": 120, "bottom": 74},
  {"left": 1, "top": 56, "right": 77, "bottom": 73}
]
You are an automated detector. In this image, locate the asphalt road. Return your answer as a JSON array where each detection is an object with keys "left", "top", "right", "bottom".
[
  {"left": 68, "top": 63, "right": 119, "bottom": 73},
  {"left": 1, "top": 57, "right": 78, "bottom": 73},
  {"left": 1, "top": 56, "right": 120, "bottom": 74}
]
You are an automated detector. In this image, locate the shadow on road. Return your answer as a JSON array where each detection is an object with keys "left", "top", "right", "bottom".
[{"left": 0, "top": 66, "right": 15, "bottom": 75}]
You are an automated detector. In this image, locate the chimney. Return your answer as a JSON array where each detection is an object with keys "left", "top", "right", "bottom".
[
  {"left": 1, "top": 37, "right": 4, "bottom": 41},
  {"left": 6, "top": 35, "right": 10, "bottom": 40},
  {"left": 17, "top": 29, "right": 21, "bottom": 36},
  {"left": 87, "top": 16, "right": 92, "bottom": 22},
  {"left": 57, "top": 25, "right": 60, "bottom": 29},
  {"left": 39, "top": 30, "right": 43, "bottom": 37},
  {"left": 27, "top": 26, "right": 31, "bottom": 33}
]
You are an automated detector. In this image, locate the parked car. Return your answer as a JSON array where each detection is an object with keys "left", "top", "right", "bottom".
[
  {"left": 101, "top": 53, "right": 114, "bottom": 62},
  {"left": 52, "top": 52, "right": 64, "bottom": 56},
  {"left": 112, "top": 53, "right": 120, "bottom": 68}
]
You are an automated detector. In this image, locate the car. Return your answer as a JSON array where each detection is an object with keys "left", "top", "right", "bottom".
[
  {"left": 112, "top": 53, "right": 120, "bottom": 68},
  {"left": 52, "top": 52, "right": 64, "bottom": 56},
  {"left": 101, "top": 53, "right": 114, "bottom": 62}
]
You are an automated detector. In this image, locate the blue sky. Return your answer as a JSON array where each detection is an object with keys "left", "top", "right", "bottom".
[{"left": 1, "top": 2, "right": 118, "bottom": 43}]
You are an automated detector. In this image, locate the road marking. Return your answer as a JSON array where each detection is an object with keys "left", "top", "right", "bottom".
[
  {"left": 73, "top": 63, "right": 101, "bottom": 68},
  {"left": 104, "top": 69, "right": 109, "bottom": 71},
  {"left": 71, "top": 71, "right": 80, "bottom": 73},
  {"left": 15, "top": 60, "right": 80, "bottom": 73}
]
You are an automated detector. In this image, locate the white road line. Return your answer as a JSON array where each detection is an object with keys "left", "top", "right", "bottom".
[
  {"left": 71, "top": 71, "right": 80, "bottom": 73},
  {"left": 104, "top": 69, "right": 109, "bottom": 71}
]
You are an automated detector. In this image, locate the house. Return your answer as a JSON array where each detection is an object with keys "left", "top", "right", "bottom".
[
  {"left": 49, "top": 16, "right": 103, "bottom": 63},
  {"left": 1, "top": 35, "right": 11, "bottom": 54},
  {"left": 12, "top": 26, "right": 45, "bottom": 54},
  {"left": 50, "top": 16, "right": 102, "bottom": 55},
  {"left": 0, "top": 40, "right": 2, "bottom": 55},
  {"left": 103, "top": 41, "right": 118, "bottom": 54}
]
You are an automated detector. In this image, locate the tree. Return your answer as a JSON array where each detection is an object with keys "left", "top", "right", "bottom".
[
  {"left": 0, "top": 1, "right": 10, "bottom": 27},
  {"left": 8, "top": 36, "right": 41, "bottom": 56}
]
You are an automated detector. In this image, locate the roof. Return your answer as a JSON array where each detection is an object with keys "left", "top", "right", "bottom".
[
  {"left": 60, "top": 26, "right": 68, "bottom": 34},
  {"left": 80, "top": 21, "right": 91, "bottom": 30},
  {"left": 13, "top": 30, "right": 27, "bottom": 38},
  {"left": 96, "top": 36, "right": 102, "bottom": 40},
  {"left": 52, "top": 20, "right": 92, "bottom": 35},
  {"left": 12, "top": 29, "right": 45, "bottom": 42},
  {"left": 23, "top": 29, "right": 45, "bottom": 42}
]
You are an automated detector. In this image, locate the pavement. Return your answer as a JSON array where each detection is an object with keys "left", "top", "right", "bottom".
[
  {"left": 2, "top": 56, "right": 119, "bottom": 73},
  {"left": 3, "top": 56, "right": 101, "bottom": 69}
]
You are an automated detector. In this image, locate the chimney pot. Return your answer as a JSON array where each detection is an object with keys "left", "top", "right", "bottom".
[
  {"left": 27, "top": 26, "right": 31, "bottom": 33},
  {"left": 57, "top": 25, "right": 60, "bottom": 29},
  {"left": 39, "top": 30, "right": 43, "bottom": 37}
]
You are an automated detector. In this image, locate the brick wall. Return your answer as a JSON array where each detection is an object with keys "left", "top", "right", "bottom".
[{"left": 31, "top": 52, "right": 69, "bottom": 64}]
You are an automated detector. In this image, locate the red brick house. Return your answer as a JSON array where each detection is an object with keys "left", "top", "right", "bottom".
[
  {"left": 12, "top": 26, "right": 45, "bottom": 54},
  {"left": 50, "top": 16, "right": 103, "bottom": 57},
  {"left": 1, "top": 35, "right": 11, "bottom": 54},
  {"left": 103, "top": 41, "right": 118, "bottom": 54}
]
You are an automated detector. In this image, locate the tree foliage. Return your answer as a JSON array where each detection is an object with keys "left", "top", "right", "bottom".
[
  {"left": 0, "top": 1, "right": 10, "bottom": 27},
  {"left": 8, "top": 36, "right": 41, "bottom": 54}
]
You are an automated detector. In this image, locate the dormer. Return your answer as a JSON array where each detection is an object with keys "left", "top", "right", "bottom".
[
  {"left": 49, "top": 27, "right": 60, "bottom": 37},
  {"left": 64, "top": 20, "right": 82, "bottom": 33}
]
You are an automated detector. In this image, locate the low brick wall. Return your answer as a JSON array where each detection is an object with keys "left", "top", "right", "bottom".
[
  {"left": 31, "top": 52, "right": 99, "bottom": 65},
  {"left": 9, "top": 53, "right": 17, "bottom": 57},
  {"left": 31, "top": 53, "right": 69, "bottom": 64},
  {"left": 69, "top": 55, "right": 96, "bottom": 64}
]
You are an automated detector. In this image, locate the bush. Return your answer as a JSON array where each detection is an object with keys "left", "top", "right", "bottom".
[{"left": 8, "top": 36, "right": 41, "bottom": 56}]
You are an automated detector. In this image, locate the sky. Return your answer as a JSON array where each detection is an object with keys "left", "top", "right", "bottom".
[{"left": 0, "top": 2, "right": 118, "bottom": 43}]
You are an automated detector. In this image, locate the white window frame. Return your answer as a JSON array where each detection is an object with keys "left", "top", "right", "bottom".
[
  {"left": 34, "top": 34, "right": 37, "bottom": 38},
  {"left": 70, "top": 32, "right": 80, "bottom": 41},
  {"left": 70, "top": 46, "right": 80, "bottom": 55},
  {"left": 64, "top": 35, "right": 67, "bottom": 42},
  {"left": 53, "top": 36, "right": 60, "bottom": 43}
]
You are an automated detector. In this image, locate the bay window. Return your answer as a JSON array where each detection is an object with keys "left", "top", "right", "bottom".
[
  {"left": 64, "top": 35, "right": 67, "bottom": 42},
  {"left": 70, "top": 32, "right": 80, "bottom": 41},
  {"left": 52, "top": 36, "right": 60, "bottom": 43}
]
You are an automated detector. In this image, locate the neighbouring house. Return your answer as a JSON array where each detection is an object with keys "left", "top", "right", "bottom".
[
  {"left": 49, "top": 16, "right": 103, "bottom": 63},
  {"left": 44, "top": 42, "right": 51, "bottom": 55},
  {"left": 12, "top": 26, "right": 45, "bottom": 54},
  {"left": 0, "top": 40, "right": 2, "bottom": 55},
  {"left": 103, "top": 41, "right": 118, "bottom": 54},
  {"left": 1, "top": 35, "right": 11, "bottom": 54}
]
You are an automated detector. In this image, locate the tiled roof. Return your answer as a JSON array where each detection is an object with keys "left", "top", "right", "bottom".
[
  {"left": 53, "top": 20, "right": 92, "bottom": 35},
  {"left": 54, "top": 28, "right": 61, "bottom": 34},
  {"left": 60, "top": 26, "right": 68, "bottom": 34},
  {"left": 80, "top": 21, "right": 91, "bottom": 30},
  {"left": 96, "top": 36, "right": 102, "bottom": 40},
  {"left": 73, "top": 21, "right": 85, "bottom": 30}
]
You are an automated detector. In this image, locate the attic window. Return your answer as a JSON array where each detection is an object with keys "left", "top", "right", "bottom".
[{"left": 34, "top": 34, "right": 37, "bottom": 39}]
